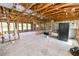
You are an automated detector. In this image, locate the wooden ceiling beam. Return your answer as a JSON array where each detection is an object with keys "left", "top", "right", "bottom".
[
  {"left": 28, "top": 3, "right": 36, "bottom": 9},
  {"left": 20, "top": 3, "right": 36, "bottom": 9},
  {"left": 22, "top": 3, "right": 36, "bottom": 13},
  {"left": 42, "top": 3, "right": 77, "bottom": 14},
  {"left": 44, "top": 5, "right": 79, "bottom": 17},
  {"left": 35, "top": 4, "right": 53, "bottom": 12}
]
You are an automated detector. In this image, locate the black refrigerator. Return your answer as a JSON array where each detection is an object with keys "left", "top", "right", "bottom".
[{"left": 58, "top": 23, "right": 69, "bottom": 41}]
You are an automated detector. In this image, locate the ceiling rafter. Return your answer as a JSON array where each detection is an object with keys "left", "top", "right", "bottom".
[
  {"left": 43, "top": 5, "right": 79, "bottom": 17},
  {"left": 35, "top": 4, "right": 53, "bottom": 12},
  {"left": 42, "top": 3, "right": 76, "bottom": 14},
  {"left": 21, "top": 3, "right": 36, "bottom": 13},
  {"left": 1, "top": 3, "right": 79, "bottom": 22}
]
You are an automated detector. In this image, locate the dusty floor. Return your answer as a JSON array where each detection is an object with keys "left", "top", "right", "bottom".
[{"left": 0, "top": 32, "right": 73, "bottom": 56}]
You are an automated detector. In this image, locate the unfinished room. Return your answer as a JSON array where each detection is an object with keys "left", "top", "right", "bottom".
[{"left": 0, "top": 3, "right": 79, "bottom": 56}]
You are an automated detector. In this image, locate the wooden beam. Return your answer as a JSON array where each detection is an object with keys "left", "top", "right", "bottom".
[
  {"left": 22, "top": 3, "right": 36, "bottom": 13},
  {"left": 28, "top": 3, "right": 36, "bottom": 9},
  {"left": 43, "top": 5, "right": 79, "bottom": 16},
  {"left": 42, "top": 3, "right": 76, "bottom": 14},
  {"left": 35, "top": 4, "right": 53, "bottom": 11}
]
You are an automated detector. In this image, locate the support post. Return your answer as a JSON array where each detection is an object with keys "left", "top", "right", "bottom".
[
  {"left": 14, "top": 21, "right": 20, "bottom": 40},
  {"left": 15, "top": 21, "right": 20, "bottom": 39},
  {"left": 7, "top": 21, "right": 11, "bottom": 41},
  {"left": 22, "top": 23, "right": 23, "bottom": 32}
]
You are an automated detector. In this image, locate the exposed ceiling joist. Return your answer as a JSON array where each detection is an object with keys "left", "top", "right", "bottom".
[
  {"left": 1, "top": 3, "right": 79, "bottom": 22},
  {"left": 45, "top": 6, "right": 79, "bottom": 16},
  {"left": 35, "top": 4, "right": 53, "bottom": 12},
  {"left": 28, "top": 3, "right": 36, "bottom": 9},
  {"left": 22, "top": 3, "right": 36, "bottom": 13},
  {"left": 42, "top": 3, "right": 75, "bottom": 14}
]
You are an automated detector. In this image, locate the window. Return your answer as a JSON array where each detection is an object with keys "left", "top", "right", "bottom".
[
  {"left": 2, "top": 22, "right": 8, "bottom": 32},
  {"left": 18, "top": 23, "right": 22, "bottom": 30},
  {"left": 28, "top": 23, "right": 31, "bottom": 30},
  {"left": 23, "top": 23, "right": 27, "bottom": 30},
  {"left": 10, "top": 23, "right": 15, "bottom": 31}
]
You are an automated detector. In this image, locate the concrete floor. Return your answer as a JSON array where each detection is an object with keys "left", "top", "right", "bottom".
[{"left": 0, "top": 32, "right": 73, "bottom": 56}]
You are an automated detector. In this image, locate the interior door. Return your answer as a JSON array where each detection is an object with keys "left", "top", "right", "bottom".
[{"left": 58, "top": 23, "right": 69, "bottom": 41}]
